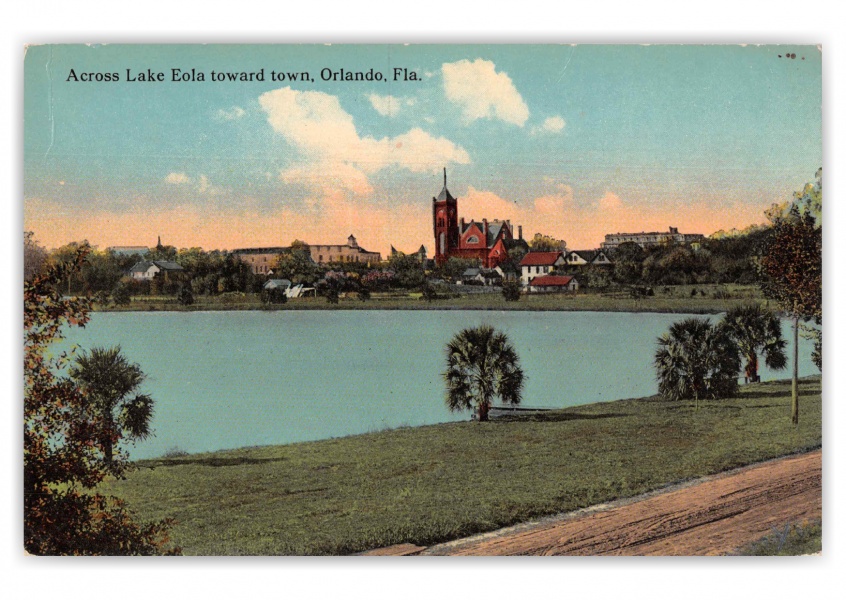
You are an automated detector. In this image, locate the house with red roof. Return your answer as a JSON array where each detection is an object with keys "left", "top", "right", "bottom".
[
  {"left": 519, "top": 251, "right": 566, "bottom": 286},
  {"left": 528, "top": 274, "right": 580, "bottom": 293}
]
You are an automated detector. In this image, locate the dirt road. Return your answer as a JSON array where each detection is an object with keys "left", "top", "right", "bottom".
[{"left": 365, "top": 450, "right": 822, "bottom": 556}]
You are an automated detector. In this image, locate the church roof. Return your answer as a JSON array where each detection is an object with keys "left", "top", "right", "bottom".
[{"left": 436, "top": 185, "right": 456, "bottom": 202}]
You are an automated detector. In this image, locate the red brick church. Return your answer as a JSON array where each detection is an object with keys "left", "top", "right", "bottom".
[{"left": 432, "top": 169, "right": 520, "bottom": 268}]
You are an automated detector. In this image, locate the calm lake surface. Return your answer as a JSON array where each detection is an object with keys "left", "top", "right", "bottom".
[{"left": 62, "top": 311, "right": 819, "bottom": 460}]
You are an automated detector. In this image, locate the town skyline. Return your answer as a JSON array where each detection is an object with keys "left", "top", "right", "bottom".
[{"left": 24, "top": 45, "right": 821, "bottom": 255}]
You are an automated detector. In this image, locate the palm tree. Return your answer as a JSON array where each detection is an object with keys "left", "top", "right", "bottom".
[
  {"left": 443, "top": 325, "right": 524, "bottom": 421},
  {"left": 70, "top": 346, "right": 154, "bottom": 464},
  {"left": 654, "top": 318, "right": 741, "bottom": 409},
  {"left": 720, "top": 304, "right": 787, "bottom": 383}
]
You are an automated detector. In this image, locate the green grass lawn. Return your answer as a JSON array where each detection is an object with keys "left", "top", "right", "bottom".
[
  {"left": 100, "top": 284, "right": 767, "bottom": 314},
  {"left": 102, "top": 376, "right": 821, "bottom": 555}
]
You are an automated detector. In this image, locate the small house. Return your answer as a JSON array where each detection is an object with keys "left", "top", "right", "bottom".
[
  {"left": 128, "top": 260, "right": 184, "bottom": 280},
  {"left": 528, "top": 274, "right": 580, "bottom": 293}
]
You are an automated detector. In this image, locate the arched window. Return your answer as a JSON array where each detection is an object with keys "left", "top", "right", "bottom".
[{"left": 467, "top": 235, "right": 479, "bottom": 244}]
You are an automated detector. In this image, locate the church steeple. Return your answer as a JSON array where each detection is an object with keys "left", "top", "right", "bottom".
[
  {"left": 433, "top": 167, "right": 459, "bottom": 266},
  {"left": 435, "top": 167, "right": 456, "bottom": 202}
]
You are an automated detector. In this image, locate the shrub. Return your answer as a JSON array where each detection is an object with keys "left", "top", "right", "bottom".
[
  {"left": 654, "top": 317, "right": 741, "bottom": 408},
  {"left": 502, "top": 280, "right": 521, "bottom": 301},
  {"left": 178, "top": 284, "right": 194, "bottom": 306},
  {"left": 421, "top": 282, "right": 438, "bottom": 302},
  {"left": 261, "top": 288, "right": 288, "bottom": 305},
  {"left": 112, "top": 282, "right": 132, "bottom": 306}
]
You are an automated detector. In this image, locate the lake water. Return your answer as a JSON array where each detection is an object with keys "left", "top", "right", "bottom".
[{"left": 60, "top": 310, "right": 819, "bottom": 460}]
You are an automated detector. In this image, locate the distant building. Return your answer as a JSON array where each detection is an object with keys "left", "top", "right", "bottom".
[
  {"left": 600, "top": 227, "right": 705, "bottom": 250},
  {"left": 108, "top": 246, "right": 150, "bottom": 257},
  {"left": 528, "top": 274, "right": 580, "bottom": 293},
  {"left": 230, "top": 247, "right": 290, "bottom": 275},
  {"left": 263, "top": 279, "right": 292, "bottom": 290},
  {"left": 461, "top": 266, "right": 503, "bottom": 286},
  {"left": 309, "top": 234, "right": 381, "bottom": 265},
  {"left": 564, "top": 249, "right": 613, "bottom": 266},
  {"left": 519, "top": 251, "right": 566, "bottom": 286},
  {"left": 390, "top": 244, "right": 427, "bottom": 263},
  {"left": 128, "top": 260, "right": 184, "bottom": 280},
  {"left": 432, "top": 169, "right": 521, "bottom": 268}
]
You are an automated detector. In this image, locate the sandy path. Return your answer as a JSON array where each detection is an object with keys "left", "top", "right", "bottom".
[{"left": 365, "top": 450, "right": 821, "bottom": 556}]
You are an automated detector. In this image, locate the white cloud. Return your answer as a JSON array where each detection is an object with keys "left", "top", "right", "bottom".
[
  {"left": 441, "top": 59, "right": 530, "bottom": 126},
  {"left": 368, "top": 94, "right": 402, "bottom": 117},
  {"left": 531, "top": 116, "right": 566, "bottom": 135},
  {"left": 165, "top": 172, "right": 191, "bottom": 184},
  {"left": 164, "top": 172, "right": 225, "bottom": 195},
  {"left": 259, "top": 87, "right": 470, "bottom": 195},
  {"left": 216, "top": 106, "right": 246, "bottom": 120},
  {"left": 196, "top": 175, "right": 225, "bottom": 196}
]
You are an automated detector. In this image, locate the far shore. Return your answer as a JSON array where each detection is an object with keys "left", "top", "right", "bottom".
[{"left": 93, "top": 283, "right": 769, "bottom": 315}]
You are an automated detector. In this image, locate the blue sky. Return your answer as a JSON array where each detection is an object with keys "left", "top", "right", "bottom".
[{"left": 24, "top": 44, "right": 822, "bottom": 253}]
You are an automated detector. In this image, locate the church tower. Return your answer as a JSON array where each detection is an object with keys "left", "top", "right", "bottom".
[{"left": 433, "top": 168, "right": 459, "bottom": 266}]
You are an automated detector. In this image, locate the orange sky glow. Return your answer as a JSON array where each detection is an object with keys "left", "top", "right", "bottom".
[{"left": 25, "top": 186, "right": 770, "bottom": 256}]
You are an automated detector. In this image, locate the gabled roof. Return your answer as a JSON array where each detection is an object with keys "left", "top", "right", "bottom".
[
  {"left": 153, "top": 261, "right": 184, "bottom": 271},
  {"left": 128, "top": 260, "right": 184, "bottom": 273},
  {"left": 519, "top": 251, "right": 564, "bottom": 267},
  {"left": 486, "top": 221, "right": 507, "bottom": 247},
  {"left": 530, "top": 275, "right": 576, "bottom": 286},
  {"left": 568, "top": 250, "right": 598, "bottom": 262},
  {"left": 128, "top": 261, "right": 153, "bottom": 273},
  {"left": 461, "top": 220, "right": 510, "bottom": 248},
  {"left": 461, "top": 220, "right": 483, "bottom": 235}
]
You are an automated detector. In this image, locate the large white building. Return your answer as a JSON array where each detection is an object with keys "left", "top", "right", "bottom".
[{"left": 600, "top": 227, "right": 704, "bottom": 250}]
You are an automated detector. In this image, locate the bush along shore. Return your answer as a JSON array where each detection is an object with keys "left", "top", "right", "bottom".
[{"left": 101, "top": 376, "right": 821, "bottom": 555}]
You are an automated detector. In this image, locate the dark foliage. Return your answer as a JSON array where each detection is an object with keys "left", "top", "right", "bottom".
[
  {"left": 24, "top": 245, "right": 179, "bottom": 555},
  {"left": 654, "top": 318, "right": 741, "bottom": 406},
  {"left": 443, "top": 325, "right": 524, "bottom": 421},
  {"left": 502, "top": 281, "right": 521, "bottom": 301}
]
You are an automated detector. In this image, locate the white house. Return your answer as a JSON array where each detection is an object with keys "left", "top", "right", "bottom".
[
  {"left": 128, "top": 260, "right": 184, "bottom": 280},
  {"left": 519, "top": 251, "right": 566, "bottom": 286}
]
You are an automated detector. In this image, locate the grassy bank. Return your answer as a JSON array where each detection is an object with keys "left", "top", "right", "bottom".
[
  {"left": 99, "top": 283, "right": 767, "bottom": 314},
  {"left": 733, "top": 519, "right": 822, "bottom": 556},
  {"left": 103, "top": 377, "right": 821, "bottom": 555}
]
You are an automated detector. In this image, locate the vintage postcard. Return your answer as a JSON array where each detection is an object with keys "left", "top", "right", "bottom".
[{"left": 23, "top": 44, "right": 822, "bottom": 556}]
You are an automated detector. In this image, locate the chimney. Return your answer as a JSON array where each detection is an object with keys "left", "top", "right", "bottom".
[
  {"left": 518, "top": 225, "right": 523, "bottom": 240},
  {"left": 483, "top": 219, "right": 488, "bottom": 237},
  {"left": 460, "top": 217, "right": 465, "bottom": 230}
]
